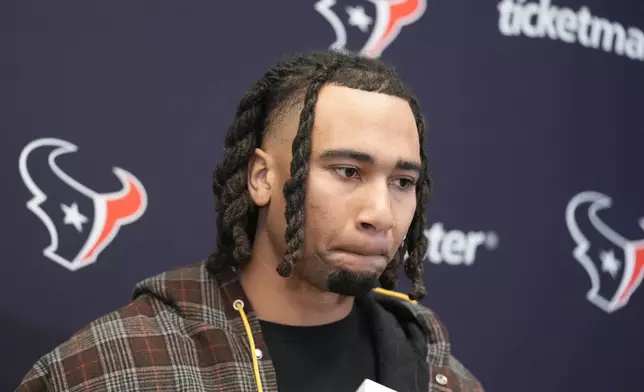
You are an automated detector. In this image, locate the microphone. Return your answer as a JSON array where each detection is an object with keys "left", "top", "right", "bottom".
[{"left": 355, "top": 379, "right": 397, "bottom": 392}]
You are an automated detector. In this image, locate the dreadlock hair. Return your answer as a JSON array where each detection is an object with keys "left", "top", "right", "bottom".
[{"left": 206, "top": 50, "right": 432, "bottom": 301}]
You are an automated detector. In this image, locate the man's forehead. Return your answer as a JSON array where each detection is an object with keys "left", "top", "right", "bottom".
[
  {"left": 315, "top": 84, "right": 414, "bottom": 120},
  {"left": 312, "top": 85, "right": 420, "bottom": 158},
  {"left": 263, "top": 85, "right": 419, "bottom": 158}
]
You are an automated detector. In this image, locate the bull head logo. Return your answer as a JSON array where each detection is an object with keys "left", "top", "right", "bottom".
[
  {"left": 18, "top": 138, "right": 148, "bottom": 271},
  {"left": 315, "top": 0, "right": 427, "bottom": 58},
  {"left": 566, "top": 191, "right": 644, "bottom": 313}
]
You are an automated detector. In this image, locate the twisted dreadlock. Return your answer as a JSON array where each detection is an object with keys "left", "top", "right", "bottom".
[{"left": 206, "top": 50, "right": 432, "bottom": 300}]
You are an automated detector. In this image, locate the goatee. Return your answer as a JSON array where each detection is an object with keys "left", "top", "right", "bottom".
[{"left": 326, "top": 269, "right": 380, "bottom": 297}]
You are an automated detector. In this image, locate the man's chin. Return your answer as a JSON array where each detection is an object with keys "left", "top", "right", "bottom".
[{"left": 326, "top": 268, "right": 380, "bottom": 297}]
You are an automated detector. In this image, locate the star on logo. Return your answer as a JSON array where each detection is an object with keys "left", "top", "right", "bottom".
[
  {"left": 61, "top": 202, "right": 88, "bottom": 232},
  {"left": 346, "top": 5, "right": 372, "bottom": 33},
  {"left": 599, "top": 249, "right": 621, "bottom": 278}
]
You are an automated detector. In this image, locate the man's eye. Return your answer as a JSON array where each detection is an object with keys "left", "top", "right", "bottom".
[
  {"left": 334, "top": 167, "right": 359, "bottom": 178},
  {"left": 394, "top": 178, "right": 417, "bottom": 189}
]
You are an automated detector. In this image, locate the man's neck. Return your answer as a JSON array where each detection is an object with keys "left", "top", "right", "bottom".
[{"left": 240, "top": 242, "right": 354, "bottom": 326}]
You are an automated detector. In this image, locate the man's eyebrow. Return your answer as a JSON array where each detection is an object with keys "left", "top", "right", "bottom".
[
  {"left": 318, "top": 149, "right": 374, "bottom": 163},
  {"left": 395, "top": 160, "right": 422, "bottom": 174},
  {"left": 318, "top": 149, "right": 422, "bottom": 174}
]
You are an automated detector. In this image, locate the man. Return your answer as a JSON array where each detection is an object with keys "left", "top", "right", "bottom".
[{"left": 17, "top": 50, "right": 484, "bottom": 392}]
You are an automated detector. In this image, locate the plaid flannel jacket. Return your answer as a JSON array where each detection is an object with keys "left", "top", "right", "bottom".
[{"left": 16, "top": 261, "right": 484, "bottom": 392}]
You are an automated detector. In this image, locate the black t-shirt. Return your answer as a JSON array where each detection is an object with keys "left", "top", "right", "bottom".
[{"left": 259, "top": 302, "right": 378, "bottom": 392}]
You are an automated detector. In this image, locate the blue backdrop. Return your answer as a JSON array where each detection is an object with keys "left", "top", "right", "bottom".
[{"left": 4, "top": 1, "right": 644, "bottom": 391}]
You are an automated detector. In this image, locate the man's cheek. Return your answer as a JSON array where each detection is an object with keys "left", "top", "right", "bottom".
[{"left": 307, "top": 201, "right": 333, "bottom": 227}]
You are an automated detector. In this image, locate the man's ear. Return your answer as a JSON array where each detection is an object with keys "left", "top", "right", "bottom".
[{"left": 247, "top": 148, "right": 273, "bottom": 207}]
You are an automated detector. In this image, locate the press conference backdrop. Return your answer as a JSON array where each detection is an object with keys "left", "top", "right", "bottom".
[{"left": 4, "top": 0, "right": 643, "bottom": 390}]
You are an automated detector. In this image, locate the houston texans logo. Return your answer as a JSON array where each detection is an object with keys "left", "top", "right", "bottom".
[
  {"left": 18, "top": 138, "right": 148, "bottom": 272},
  {"left": 315, "top": 0, "right": 427, "bottom": 58},
  {"left": 566, "top": 191, "right": 644, "bottom": 313}
]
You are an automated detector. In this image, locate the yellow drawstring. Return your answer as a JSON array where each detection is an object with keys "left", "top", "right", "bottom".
[
  {"left": 372, "top": 287, "right": 418, "bottom": 304},
  {"left": 233, "top": 299, "right": 263, "bottom": 392},
  {"left": 232, "top": 287, "right": 414, "bottom": 392}
]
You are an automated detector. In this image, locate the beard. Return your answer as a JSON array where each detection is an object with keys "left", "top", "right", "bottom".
[{"left": 325, "top": 268, "right": 380, "bottom": 297}]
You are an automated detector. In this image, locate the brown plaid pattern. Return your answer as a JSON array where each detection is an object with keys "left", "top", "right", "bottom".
[{"left": 16, "top": 261, "right": 484, "bottom": 391}]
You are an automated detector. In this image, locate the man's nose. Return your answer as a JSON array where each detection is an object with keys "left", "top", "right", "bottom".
[{"left": 355, "top": 183, "right": 394, "bottom": 233}]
